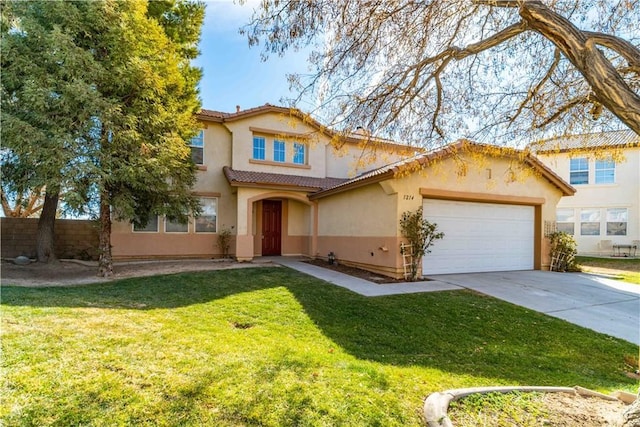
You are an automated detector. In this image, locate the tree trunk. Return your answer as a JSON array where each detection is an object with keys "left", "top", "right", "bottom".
[
  {"left": 98, "top": 190, "right": 113, "bottom": 277},
  {"left": 35, "top": 190, "right": 59, "bottom": 263},
  {"left": 519, "top": 1, "right": 640, "bottom": 135}
]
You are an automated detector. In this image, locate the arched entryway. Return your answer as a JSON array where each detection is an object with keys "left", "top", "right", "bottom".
[{"left": 235, "top": 190, "right": 318, "bottom": 261}]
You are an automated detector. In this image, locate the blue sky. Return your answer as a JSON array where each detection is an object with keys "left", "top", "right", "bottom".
[{"left": 194, "top": 1, "right": 310, "bottom": 113}]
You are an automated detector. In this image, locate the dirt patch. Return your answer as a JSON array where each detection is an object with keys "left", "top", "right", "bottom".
[
  {"left": 1, "top": 258, "right": 274, "bottom": 287},
  {"left": 449, "top": 392, "right": 631, "bottom": 426},
  {"left": 540, "top": 393, "right": 627, "bottom": 426}
]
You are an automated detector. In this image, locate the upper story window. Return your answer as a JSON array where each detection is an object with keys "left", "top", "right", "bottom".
[
  {"left": 595, "top": 159, "right": 615, "bottom": 184},
  {"left": 273, "top": 140, "right": 285, "bottom": 162},
  {"left": 253, "top": 136, "right": 266, "bottom": 160},
  {"left": 569, "top": 157, "right": 588, "bottom": 185},
  {"left": 189, "top": 130, "right": 204, "bottom": 165},
  {"left": 293, "top": 142, "right": 306, "bottom": 165},
  {"left": 249, "top": 129, "right": 310, "bottom": 168}
]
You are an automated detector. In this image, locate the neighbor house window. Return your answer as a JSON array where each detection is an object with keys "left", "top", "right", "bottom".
[
  {"left": 273, "top": 140, "right": 285, "bottom": 162},
  {"left": 165, "top": 217, "right": 189, "bottom": 233},
  {"left": 556, "top": 208, "right": 575, "bottom": 235},
  {"left": 189, "top": 130, "right": 204, "bottom": 165},
  {"left": 133, "top": 215, "right": 159, "bottom": 232},
  {"left": 293, "top": 142, "right": 306, "bottom": 164},
  {"left": 569, "top": 157, "right": 588, "bottom": 185},
  {"left": 580, "top": 209, "right": 600, "bottom": 235},
  {"left": 195, "top": 197, "right": 217, "bottom": 233},
  {"left": 253, "top": 136, "right": 266, "bottom": 160},
  {"left": 595, "top": 159, "right": 615, "bottom": 184},
  {"left": 606, "top": 208, "right": 627, "bottom": 236}
]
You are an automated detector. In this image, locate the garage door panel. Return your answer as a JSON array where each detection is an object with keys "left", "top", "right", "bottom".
[{"left": 422, "top": 199, "right": 534, "bottom": 274}]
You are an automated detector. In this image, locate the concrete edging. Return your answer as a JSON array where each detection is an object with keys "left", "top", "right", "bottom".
[{"left": 423, "top": 385, "right": 618, "bottom": 427}]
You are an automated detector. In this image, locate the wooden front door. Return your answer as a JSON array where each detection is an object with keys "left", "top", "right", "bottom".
[{"left": 262, "top": 200, "right": 282, "bottom": 255}]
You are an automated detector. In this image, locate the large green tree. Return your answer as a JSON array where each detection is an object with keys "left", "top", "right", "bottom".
[
  {"left": 1, "top": 0, "right": 204, "bottom": 275},
  {"left": 92, "top": 0, "right": 204, "bottom": 276},
  {"left": 244, "top": 0, "right": 640, "bottom": 145},
  {"left": 1, "top": 1, "right": 105, "bottom": 261}
]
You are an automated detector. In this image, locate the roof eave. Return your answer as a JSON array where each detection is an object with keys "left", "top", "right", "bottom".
[
  {"left": 308, "top": 170, "right": 395, "bottom": 200},
  {"left": 534, "top": 142, "right": 640, "bottom": 155},
  {"left": 226, "top": 180, "right": 322, "bottom": 193},
  {"left": 524, "top": 156, "right": 576, "bottom": 197}
]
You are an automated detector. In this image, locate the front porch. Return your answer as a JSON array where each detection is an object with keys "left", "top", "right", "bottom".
[{"left": 234, "top": 189, "right": 318, "bottom": 262}]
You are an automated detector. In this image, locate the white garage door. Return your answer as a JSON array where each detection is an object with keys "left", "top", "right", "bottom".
[{"left": 422, "top": 199, "right": 534, "bottom": 275}]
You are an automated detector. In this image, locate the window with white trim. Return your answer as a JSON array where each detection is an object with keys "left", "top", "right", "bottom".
[
  {"left": 293, "top": 142, "right": 306, "bottom": 164},
  {"left": 569, "top": 157, "right": 588, "bottom": 185},
  {"left": 133, "top": 215, "right": 159, "bottom": 232},
  {"left": 556, "top": 208, "right": 575, "bottom": 235},
  {"left": 595, "top": 159, "right": 615, "bottom": 184},
  {"left": 606, "top": 208, "right": 627, "bottom": 236},
  {"left": 580, "top": 209, "right": 600, "bottom": 235},
  {"left": 189, "top": 130, "right": 204, "bottom": 165},
  {"left": 253, "top": 136, "right": 266, "bottom": 160},
  {"left": 195, "top": 197, "right": 217, "bottom": 233},
  {"left": 165, "top": 217, "right": 189, "bottom": 233},
  {"left": 273, "top": 140, "right": 285, "bottom": 162}
]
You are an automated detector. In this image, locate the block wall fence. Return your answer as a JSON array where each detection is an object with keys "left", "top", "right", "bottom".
[{"left": 1, "top": 218, "right": 99, "bottom": 260}]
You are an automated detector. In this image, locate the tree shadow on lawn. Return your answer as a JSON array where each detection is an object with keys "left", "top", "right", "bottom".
[{"left": 2, "top": 267, "right": 636, "bottom": 389}]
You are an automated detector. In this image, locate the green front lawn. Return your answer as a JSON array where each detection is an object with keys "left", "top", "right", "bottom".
[
  {"left": 2, "top": 268, "right": 637, "bottom": 426},
  {"left": 576, "top": 256, "right": 640, "bottom": 284}
]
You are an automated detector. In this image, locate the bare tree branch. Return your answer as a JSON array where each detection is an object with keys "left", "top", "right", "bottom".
[
  {"left": 583, "top": 30, "right": 640, "bottom": 72},
  {"left": 535, "top": 96, "right": 590, "bottom": 129},
  {"left": 510, "top": 49, "right": 562, "bottom": 125},
  {"left": 248, "top": 0, "right": 640, "bottom": 145},
  {"left": 518, "top": 1, "right": 640, "bottom": 134}
]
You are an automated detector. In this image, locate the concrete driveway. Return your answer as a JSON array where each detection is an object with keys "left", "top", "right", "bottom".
[{"left": 430, "top": 270, "right": 640, "bottom": 345}]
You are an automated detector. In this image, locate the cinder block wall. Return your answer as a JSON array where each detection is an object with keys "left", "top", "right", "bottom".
[{"left": 1, "top": 218, "right": 99, "bottom": 260}]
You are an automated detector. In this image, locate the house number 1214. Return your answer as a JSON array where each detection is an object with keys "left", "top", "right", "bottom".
[{"left": 403, "top": 195, "right": 414, "bottom": 200}]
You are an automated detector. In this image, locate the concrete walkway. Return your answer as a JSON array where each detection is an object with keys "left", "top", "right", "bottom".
[
  {"left": 275, "top": 257, "right": 462, "bottom": 296},
  {"left": 273, "top": 258, "right": 640, "bottom": 344}
]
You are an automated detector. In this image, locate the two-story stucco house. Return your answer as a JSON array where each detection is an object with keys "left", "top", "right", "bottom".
[
  {"left": 111, "top": 104, "right": 574, "bottom": 278},
  {"left": 533, "top": 130, "right": 640, "bottom": 256}
]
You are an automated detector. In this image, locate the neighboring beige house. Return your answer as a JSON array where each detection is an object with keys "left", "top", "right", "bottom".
[
  {"left": 533, "top": 130, "right": 640, "bottom": 256},
  {"left": 112, "top": 104, "right": 575, "bottom": 278}
]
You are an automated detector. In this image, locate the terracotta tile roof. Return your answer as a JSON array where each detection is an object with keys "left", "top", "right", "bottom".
[
  {"left": 223, "top": 166, "right": 349, "bottom": 191},
  {"left": 197, "top": 104, "right": 291, "bottom": 122},
  {"left": 310, "top": 140, "right": 575, "bottom": 199},
  {"left": 531, "top": 130, "right": 639, "bottom": 153},
  {"left": 196, "top": 104, "right": 417, "bottom": 153}
]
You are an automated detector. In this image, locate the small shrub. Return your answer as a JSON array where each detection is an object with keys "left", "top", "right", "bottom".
[
  {"left": 548, "top": 231, "right": 578, "bottom": 271},
  {"left": 399, "top": 207, "right": 444, "bottom": 281},
  {"left": 216, "top": 226, "right": 233, "bottom": 258}
]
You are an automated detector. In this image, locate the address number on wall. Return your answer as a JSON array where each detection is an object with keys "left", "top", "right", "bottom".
[{"left": 403, "top": 195, "right": 415, "bottom": 200}]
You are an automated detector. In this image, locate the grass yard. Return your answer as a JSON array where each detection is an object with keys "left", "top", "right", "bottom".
[
  {"left": 2, "top": 267, "right": 637, "bottom": 426},
  {"left": 576, "top": 256, "right": 640, "bottom": 284}
]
